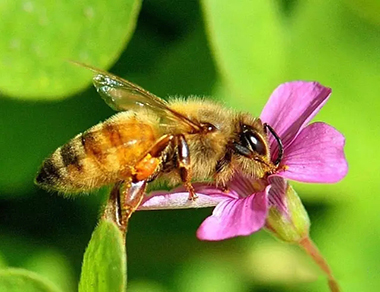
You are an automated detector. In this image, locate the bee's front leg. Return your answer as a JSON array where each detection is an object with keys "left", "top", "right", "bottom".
[{"left": 175, "top": 134, "right": 197, "bottom": 201}]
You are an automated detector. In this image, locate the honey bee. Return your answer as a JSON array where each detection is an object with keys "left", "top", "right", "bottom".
[{"left": 35, "top": 63, "right": 283, "bottom": 228}]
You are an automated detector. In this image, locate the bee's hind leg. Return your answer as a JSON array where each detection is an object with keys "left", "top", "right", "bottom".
[
  {"left": 104, "top": 180, "right": 147, "bottom": 233},
  {"left": 175, "top": 134, "right": 197, "bottom": 201},
  {"left": 121, "top": 180, "right": 147, "bottom": 229},
  {"left": 107, "top": 135, "right": 175, "bottom": 232},
  {"left": 133, "top": 134, "right": 174, "bottom": 182}
]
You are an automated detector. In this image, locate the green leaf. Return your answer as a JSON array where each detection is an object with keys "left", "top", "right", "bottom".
[
  {"left": 342, "top": 0, "right": 380, "bottom": 25},
  {"left": 79, "top": 218, "right": 126, "bottom": 292},
  {"left": 0, "top": 268, "right": 62, "bottom": 292},
  {"left": 201, "top": 0, "right": 286, "bottom": 113},
  {"left": 0, "top": 0, "right": 141, "bottom": 100}
]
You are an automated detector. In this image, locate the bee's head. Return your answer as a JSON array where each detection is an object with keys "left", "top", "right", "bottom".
[{"left": 232, "top": 115, "right": 283, "bottom": 177}]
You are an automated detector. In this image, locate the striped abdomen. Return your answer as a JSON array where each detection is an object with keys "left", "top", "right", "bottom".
[{"left": 35, "top": 112, "right": 159, "bottom": 193}]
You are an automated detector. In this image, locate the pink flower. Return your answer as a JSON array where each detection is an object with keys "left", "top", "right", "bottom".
[{"left": 139, "top": 82, "right": 348, "bottom": 241}]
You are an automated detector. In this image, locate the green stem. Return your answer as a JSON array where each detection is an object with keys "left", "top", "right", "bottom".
[{"left": 298, "top": 237, "right": 340, "bottom": 292}]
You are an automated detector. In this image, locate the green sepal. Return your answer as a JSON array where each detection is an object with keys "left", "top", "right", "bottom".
[{"left": 266, "top": 183, "right": 310, "bottom": 243}]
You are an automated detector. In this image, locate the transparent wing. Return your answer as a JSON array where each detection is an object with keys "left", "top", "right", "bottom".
[{"left": 72, "top": 61, "right": 202, "bottom": 132}]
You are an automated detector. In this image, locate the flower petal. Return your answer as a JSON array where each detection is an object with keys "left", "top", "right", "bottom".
[
  {"left": 267, "top": 176, "right": 288, "bottom": 216},
  {"left": 138, "top": 184, "right": 233, "bottom": 210},
  {"left": 279, "top": 122, "right": 348, "bottom": 183},
  {"left": 260, "top": 82, "right": 331, "bottom": 157},
  {"left": 227, "top": 172, "right": 262, "bottom": 197},
  {"left": 196, "top": 190, "right": 268, "bottom": 241}
]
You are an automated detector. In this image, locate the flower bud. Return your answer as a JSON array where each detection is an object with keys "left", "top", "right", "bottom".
[{"left": 265, "top": 178, "right": 310, "bottom": 243}]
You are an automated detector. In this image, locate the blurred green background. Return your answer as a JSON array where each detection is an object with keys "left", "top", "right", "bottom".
[{"left": 1, "top": 0, "right": 379, "bottom": 291}]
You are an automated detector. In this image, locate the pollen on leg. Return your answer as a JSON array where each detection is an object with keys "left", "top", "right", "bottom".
[{"left": 134, "top": 154, "right": 160, "bottom": 181}]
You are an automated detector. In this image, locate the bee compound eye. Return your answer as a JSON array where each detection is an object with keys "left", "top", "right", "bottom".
[
  {"left": 242, "top": 131, "right": 267, "bottom": 156},
  {"left": 200, "top": 122, "right": 217, "bottom": 132}
]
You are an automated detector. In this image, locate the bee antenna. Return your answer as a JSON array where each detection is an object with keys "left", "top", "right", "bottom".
[{"left": 263, "top": 123, "right": 283, "bottom": 166}]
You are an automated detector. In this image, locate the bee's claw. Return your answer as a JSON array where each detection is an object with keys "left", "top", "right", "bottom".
[
  {"left": 222, "top": 187, "right": 230, "bottom": 193},
  {"left": 188, "top": 190, "right": 198, "bottom": 201}
]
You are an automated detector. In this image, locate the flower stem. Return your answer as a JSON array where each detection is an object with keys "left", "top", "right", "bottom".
[{"left": 298, "top": 236, "right": 340, "bottom": 292}]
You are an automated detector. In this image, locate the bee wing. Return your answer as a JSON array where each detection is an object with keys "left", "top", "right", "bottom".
[{"left": 72, "top": 62, "right": 202, "bottom": 132}]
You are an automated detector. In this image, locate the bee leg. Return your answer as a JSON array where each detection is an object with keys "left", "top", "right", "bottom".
[
  {"left": 220, "top": 185, "right": 230, "bottom": 193},
  {"left": 103, "top": 180, "right": 148, "bottom": 233},
  {"left": 133, "top": 134, "right": 174, "bottom": 182},
  {"left": 175, "top": 134, "right": 197, "bottom": 201},
  {"left": 118, "top": 135, "right": 176, "bottom": 230},
  {"left": 119, "top": 179, "right": 148, "bottom": 229},
  {"left": 106, "top": 135, "right": 176, "bottom": 232}
]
